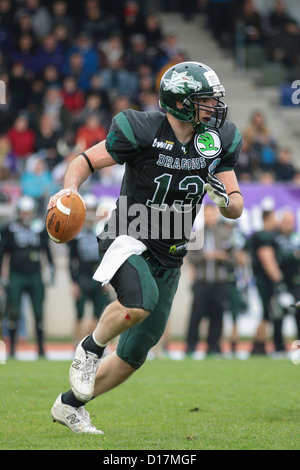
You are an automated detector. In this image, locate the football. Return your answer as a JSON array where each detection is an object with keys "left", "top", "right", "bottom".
[{"left": 46, "top": 193, "right": 86, "bottom": 243}]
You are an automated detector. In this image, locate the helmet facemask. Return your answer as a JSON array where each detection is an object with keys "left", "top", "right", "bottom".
[{"left": 181, "top": 93, "right": 228, "bottom": 130}]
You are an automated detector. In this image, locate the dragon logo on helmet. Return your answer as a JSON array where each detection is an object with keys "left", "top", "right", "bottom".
[{"left": 163, "top": 70, "right": 202, "bottom": 94}]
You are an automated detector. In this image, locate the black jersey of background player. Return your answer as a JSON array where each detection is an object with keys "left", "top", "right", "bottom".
[
  {"left": 69, "top": 226, "right": 101, "bottom": 282},
  {"left": 102, "top": 109, "right": 242, "bottom": 267},
  {"left": 0, "top": 219, "right": 53, "bottom": 274}
]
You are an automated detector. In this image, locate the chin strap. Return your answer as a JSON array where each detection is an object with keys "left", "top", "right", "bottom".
[{"left": 193, "top": 123, "right": 207, "bottom": 134}]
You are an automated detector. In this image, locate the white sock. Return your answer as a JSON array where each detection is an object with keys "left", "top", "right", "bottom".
[{"left": 92, "top": 331, "right": 107, "bottom": 348}]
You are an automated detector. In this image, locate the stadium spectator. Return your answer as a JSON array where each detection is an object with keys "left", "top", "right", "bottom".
[
  {"left": 242, "top": 110, "right": 278, "bottom": 176},
  {"left": 50, "top": 0, "right": 76, "bottom": 40},
  {"left": 89, "top": 74, "right": 112, "bottom": 112},
  {"left": 267, "top": 19, "right": 300, "bottom": 69},
  {"left": 38, "top": 33, "right": 65, "bottom": 74},
  {"left": 61, "top": 76, "right": 85, "bottom": 117},
  {"left": 13, "top": 10, "right": 35, "bottom": 41},
  {"left": 52, "top": 23, "right": 72, "bottom": 49},
  {"left": 160, "top": 32, "right": 183, "bottom": 61},
  {"left": 62, "top": 51, "right": 92, "bottom": 92},
  {"left": 267, "top": 0, "right": 294, "bottom": 34},
  {"left": 81, "top": 0, "right": 114, "bottom": 43},
  {"left": 274, "top": 147, "right": 297, "bottom": 182},
  {"left": 75, "top": 114, "right": 107, "bottom": 152},
  {"left": 39, "top": 85, "right": 73, "bottom": 133},
  {"left": 120, "top": 1, "right": 146, "bottom": 43},
  {"left": 125, "top": 34, "right": 153, "bottom": 73},
  {"left": 65, "top": 30, "right": 100, "bottom": 79},
  {"left": 15, "top": 0, "right": 53, "bottom": 40},
  {"left": 111, "top": 94, "right": 132, "bottom": 116},
  {"left": 42, "top": 64, "right": 61, "bottom": 88},
  {"left": 6, "top": 112, "right": 36, "bottom": 165},
  {"left": 34, "top": 113, "right": 62, "bottom": 171},
  {"left": 20, "top": 154, "right": 54, "bottom": 215},
  {"left": 235, "top": 0, "right": 265, "bottom": 46},
  {"left": 134, "top": 71, "right": 157, "bottom": 111},
  {"left": 185, "top": 204, "right": 234, "bottom": 357},
  {"left": 0, "top": 0, "right": 15, "bottom": 33},
  {"left": 99, "top": 33, "right": 126, "bottom": 70},
  {"left": 27, "top": 77, "right": 46, "bottom": 115},
  {"left": 76, "top": 92, "right": 111, "bottom": 130},
  {"left": 100, "top": 58, "right": 139, "bottom": 101},
  {"left": 8, "top": 62, "right": 31, "bottom": 111},
  {"left": 9, "top": 32, "right": 44, "bottom": 76},
  {"left": 143, "top": 13, "right": 163, "bottom": 51}
]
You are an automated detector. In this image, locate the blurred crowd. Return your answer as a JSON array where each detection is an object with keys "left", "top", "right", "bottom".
[
  {"left": 203, "top": 0, "right": 300, "bottom": 75},
  {"left": 0, "top": 0, "right": 193, "bottom": 212}
]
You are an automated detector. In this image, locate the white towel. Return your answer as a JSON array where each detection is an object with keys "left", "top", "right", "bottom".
[{"left": 93, "top": 235, "right": 147, "bottom": 285}]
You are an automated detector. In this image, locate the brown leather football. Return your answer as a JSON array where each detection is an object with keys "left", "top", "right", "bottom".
[{"left": 46, "top": 193, "right": 86, "bottom": 243}]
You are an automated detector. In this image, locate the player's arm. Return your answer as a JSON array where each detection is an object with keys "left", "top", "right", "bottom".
[
  {"left": 204, "top": 170, "right": 243, "bottom": 220},
  {"left": 47, "top": 141, "right": 116, "bottom": 209},
  {"left": 217, "top": 170, "right": 243, "bottom": 219}
]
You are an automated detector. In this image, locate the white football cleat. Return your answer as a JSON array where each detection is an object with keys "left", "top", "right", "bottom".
[
  {"left": 69, "top": 336, "right": 101, "bottom": 402},
  {"left": 51, "top": 394, "right": 104, "bottom": 434}
]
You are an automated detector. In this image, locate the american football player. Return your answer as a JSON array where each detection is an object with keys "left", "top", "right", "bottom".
[
  {"left": 48, "top": 61, "right": 244, "bottom": 434},
  {"left": 0, "top": 195, "right": 54, "bottom": 358},
  {"left": 68, "top": 194, "right": 110, "bottom": 346}
]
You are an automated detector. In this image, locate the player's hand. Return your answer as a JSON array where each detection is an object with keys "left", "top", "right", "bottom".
[
  {"left": 204, "top": 173, "right": 229, "bottom": 208},
  {"left": 47, "top": 188, "right": 85, "bottom": 211}
]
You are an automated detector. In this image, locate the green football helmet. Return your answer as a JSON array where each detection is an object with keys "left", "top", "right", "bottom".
[{"left": 159, "top": 61, "right": 228, "bottom": 131}]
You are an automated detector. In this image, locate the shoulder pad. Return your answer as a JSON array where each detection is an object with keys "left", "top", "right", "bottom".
[{"left": 114, "top": 109, "right": 166, "bottom": 149}]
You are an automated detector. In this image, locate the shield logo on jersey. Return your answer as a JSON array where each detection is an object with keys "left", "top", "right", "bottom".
[
  {"left": 194, "top": 130, "right": 222, "bottom": 158},
  {"left": 163, "top": 70, "right": 202, "bottom": 94}
]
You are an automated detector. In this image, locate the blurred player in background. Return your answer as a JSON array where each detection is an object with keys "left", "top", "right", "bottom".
[
  {"left": 68, "top": 194, "right": 110, "bottom": 346},
  {"left": 0, "top": 195, "right": 54, "bottom": 358},
  {"left": 275, "top": 209, "right": 300, "bottom": 342},
  {"left": 249, "top": 209, "right": 285, "bottom": 355}
]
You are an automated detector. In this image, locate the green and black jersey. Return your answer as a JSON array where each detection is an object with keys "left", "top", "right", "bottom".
[
  {"left": 0, "top": 219, "right": 54, "bottom": 274},
  {"left": 275, "top": 231, "right": 300, "bottom": 286},
  {"left": 101, "top": 109, "right": 242, "bottom": 267},
  {"left": 250, "top": 230, "right": 281, "bottom": 281},
  {"left": 69, "top": 226, "right": 102, "bottom": 281}
]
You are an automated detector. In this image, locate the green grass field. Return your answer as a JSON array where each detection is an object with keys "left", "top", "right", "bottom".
[{"left": 0, "top": 356, "right": 299, "bottom": 450}]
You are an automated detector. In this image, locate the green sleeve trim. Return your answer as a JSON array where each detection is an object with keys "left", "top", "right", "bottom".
[
  {"left": 222, "top": 128, "right": 242, "bottom": 159},
  {"left": 215, "top": 166, "right": 233, "bottom": 173},
  {"left": 115, "top": 112, "right": 139, "bottom": 151}
]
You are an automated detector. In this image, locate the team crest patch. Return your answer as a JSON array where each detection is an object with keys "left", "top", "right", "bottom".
[
  {"left": 163, "top": 70, "right": 202, "bottom": 94},
  {"left": 194, "top": 130, "right": 222, "bottom": 158}
]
